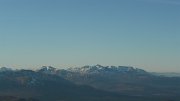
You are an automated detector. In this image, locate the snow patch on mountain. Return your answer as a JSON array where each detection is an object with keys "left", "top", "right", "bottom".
[{"left": 66, "top": 64, "right": 147, "bottom": 74}]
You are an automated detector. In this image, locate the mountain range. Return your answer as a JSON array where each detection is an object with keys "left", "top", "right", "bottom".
[{"left": 0, "top": 65, "right": 180, "bottom": 101}]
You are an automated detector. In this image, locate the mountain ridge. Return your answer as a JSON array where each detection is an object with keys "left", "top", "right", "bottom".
[
  {"left": 0, "top": 65, "right": 180, "bottom": 101},
  {"left": 0, "top": 68, "right": 124, "bottom": 101}
]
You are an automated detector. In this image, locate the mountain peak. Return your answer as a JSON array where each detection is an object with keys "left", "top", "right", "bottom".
[{"left": 38, "top": 66, "right": 56, "bottom": 74}]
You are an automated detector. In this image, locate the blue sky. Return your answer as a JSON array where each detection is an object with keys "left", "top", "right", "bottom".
[{"left": 0, "top": 0, "right": 179, "bottom": 72}]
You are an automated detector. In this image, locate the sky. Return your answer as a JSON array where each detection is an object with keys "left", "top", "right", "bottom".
[{"left": 0, "top": 0, "right": 179, "bottom": 72}]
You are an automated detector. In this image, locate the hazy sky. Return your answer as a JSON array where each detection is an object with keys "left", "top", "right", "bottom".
[{"left": 0, "top": 0, "right": 179, "bottom": 72}]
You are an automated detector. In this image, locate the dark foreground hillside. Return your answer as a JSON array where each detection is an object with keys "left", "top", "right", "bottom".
[{"left": 0, "top": 96, "right": 39, "bottom": 101}]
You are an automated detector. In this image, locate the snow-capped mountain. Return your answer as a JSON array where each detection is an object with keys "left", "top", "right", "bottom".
[
  {"left": 0, "top": 65, "right": 180, "bottom": 101},
  {"left": 66, "top": 64, "right": 147, "bottom": 74},
  {"left": 38, "top": 66, "right": 56, "bottom": 74},
  {"left": 0, "top": 68, "right": 123, "bottom": 101}
]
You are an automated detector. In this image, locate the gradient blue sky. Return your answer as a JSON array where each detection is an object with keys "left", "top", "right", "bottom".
[{"left": 0, "top": 0, "right": 179, "bottom": 72}]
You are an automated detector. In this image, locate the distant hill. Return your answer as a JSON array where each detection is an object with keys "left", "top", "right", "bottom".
[{"left": 152, "top": 72, "right": 180, "bottom": 77}]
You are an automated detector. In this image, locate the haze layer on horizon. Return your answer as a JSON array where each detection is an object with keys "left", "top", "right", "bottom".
[{"left": 0, "top": 0, "right": 179, "bottom": 72}]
